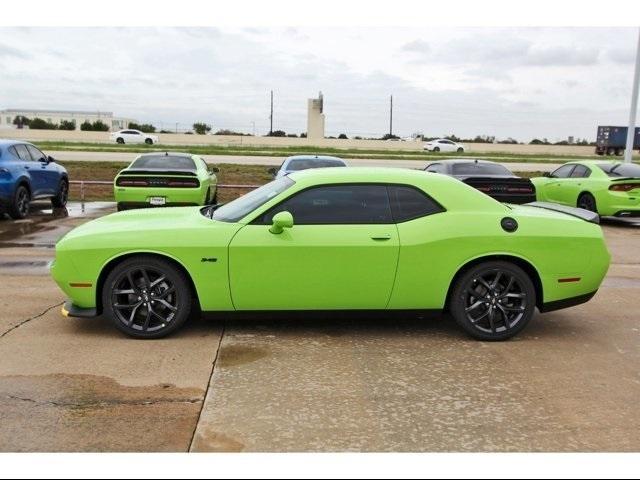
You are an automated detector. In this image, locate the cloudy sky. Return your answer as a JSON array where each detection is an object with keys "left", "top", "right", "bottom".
[{"left": 0, "top": 27, "right": 637, "bottom": 141}]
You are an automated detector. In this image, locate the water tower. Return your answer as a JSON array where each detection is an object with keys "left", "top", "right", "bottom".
[{"left": 307, "top": 92, "right": 325, "bottom": 140}]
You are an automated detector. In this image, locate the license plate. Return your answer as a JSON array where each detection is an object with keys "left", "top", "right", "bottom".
[{"left": 149, "top": 197, "right": 166, "bottom": 206}]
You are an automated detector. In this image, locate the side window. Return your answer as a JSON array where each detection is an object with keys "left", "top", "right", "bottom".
[
  {"left": 570, "top": 165, "right": 591, "bottom": 178},
  {"left": 551, "top": 164, "right": 575, "bottom": 178},
  {"left": 388, "top": 185, "right": 445, "bottom": 222},
  {"left": 12, "top": 144, "right": 33, "bottom": 161},
  {"left": 26, "top": 145, "right": 46, "bottom": 162},
  {"left": 425, "top": 163, "right": 446, "bottom": 173},
  {"left": 259, "top": 184, "right": 392, "bottom": 225}
]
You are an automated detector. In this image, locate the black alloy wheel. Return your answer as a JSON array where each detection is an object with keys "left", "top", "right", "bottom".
[
  {"left": 577, "top": 193, "right": 597, "bottom": 213},
  {"left": 9, "top": 185, "right": 30, "bottom": 219},
  {"left": 51, "top": 179, "right": 69, "bottom": 208},
  {"left": 450, "top": 261, "right": 535, "bottom": 341},
  {"left": 103, "top": 256, "right": 192, "bottom": 339}
]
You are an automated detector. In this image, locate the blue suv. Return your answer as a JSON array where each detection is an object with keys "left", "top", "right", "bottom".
[{"left": 0, "top": 140, "right": 69, "bottom": 219}]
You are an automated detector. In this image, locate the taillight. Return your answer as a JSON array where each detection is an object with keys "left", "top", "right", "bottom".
[
  {"left": 507, "top": 187, "right": 534, "bottom": 193},
  {"left": 609, "top": 184, "right": 640, "bottom": 192},
  {"left": 117, "top": 179, "right": 148, "bottom": 186},
  {"left": 167, "top": 179, "right": 199, "bottom": 187}
]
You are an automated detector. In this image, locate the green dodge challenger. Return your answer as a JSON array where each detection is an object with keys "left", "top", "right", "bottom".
[
  {"left": 52, "top": 167, "right": 610, "bottom": 341},
  {"left": 532, "top": 160, "right": 640, "bottom": 217},
  {"left": 114, "top": 152, "right": 218, "bottom": 211}
]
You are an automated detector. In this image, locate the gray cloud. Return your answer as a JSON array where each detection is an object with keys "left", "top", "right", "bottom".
[
  {"left": 525, "top": 46, "right": 600, "bottom": 66},
  {"left": 0, "top": 42, "right": 30, "bottom": 60}
]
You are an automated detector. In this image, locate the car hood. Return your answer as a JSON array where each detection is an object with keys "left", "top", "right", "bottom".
[{"left": 59, "top": 207, "right": 223, "bottom": 243}]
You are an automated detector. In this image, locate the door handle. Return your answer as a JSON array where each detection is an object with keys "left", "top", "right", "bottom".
[{"left": 370, "top": 234, "right": 391, "bottom": 241}]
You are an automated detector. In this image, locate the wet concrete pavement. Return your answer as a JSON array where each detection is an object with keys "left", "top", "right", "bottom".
[{"left": 0, "top": 204, "right": 639, "bottom": 451}]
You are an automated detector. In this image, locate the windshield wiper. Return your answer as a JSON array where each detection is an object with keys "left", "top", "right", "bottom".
[{"left": 204, "top": 203, "right": 224, "bottom": 219}]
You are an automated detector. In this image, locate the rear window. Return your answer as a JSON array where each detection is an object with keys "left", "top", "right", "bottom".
[
  {"left": 287, "top": 158, "right": 345, "bottom": 171},
  {"left": 597, "top": 163, "right": 640, "bottom": 178},
  {"left": 131, "top": 155, "right": 195, "bottom": 170},
  {"left": 451, "top": 162, "right": 512, "bottom": 176}
]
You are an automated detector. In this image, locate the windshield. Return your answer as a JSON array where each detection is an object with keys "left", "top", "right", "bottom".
[
  {"left": 287, "top": 158, "right": 345, "bottom": 171},
  {"left": 597, "top": 163, "right": 640, "bottom": 178},
  {"left": 131, "top": 155, "right": 196, "bottom": 170},
  {"left": 212, "top": 177, "right": 295, "bottom": 222},
  {"left": 451, "top": 162, "right": 512, "bottom": 176}
]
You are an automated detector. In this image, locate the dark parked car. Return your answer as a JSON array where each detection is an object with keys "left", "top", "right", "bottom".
[
  {"left": 0, "top": 139, "right": 69, "bottom": 219},
  {"left": 424, "top": 159, "right": 536, "bottom": 204}
]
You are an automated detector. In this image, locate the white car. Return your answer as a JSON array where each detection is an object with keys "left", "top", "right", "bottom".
[
  {"left": 424, "top": 138, "right": 465, "bottom": 153},
  {"left": 268, "top": 155, "right": 347, "bottom": 178},
  {"left": 110, "top": 129, "right": 159, "bottom": 145}
]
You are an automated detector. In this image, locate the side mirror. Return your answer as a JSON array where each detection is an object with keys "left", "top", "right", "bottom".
[
  {"left": 269, "top": 211, "right": 294, "bottom": 234},
  {"left": 46, "top": 155, "right": 55, "bottom": 164},
  {"left": 209, "top": 166, "right": 219, "bottom": 174},
  {"left": 543, "top": 172, "right": 552, "bottom": 178},
  {"left": 268, "top": 167, "right": 278, "bottom": 177}
]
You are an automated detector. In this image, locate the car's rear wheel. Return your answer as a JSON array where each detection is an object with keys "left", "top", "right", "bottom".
[
  {"left": 102, "top": 256, "right": 192, "bottom": 339},
  {"left": 433, "top": 146, "right": 440, "bottom": 152},
  {"left": 457, "top": 147, "right": 464, "bottom": 152},
  {"left": 51, "top": 178, "right": 69, "bottom": 208},
  {"left": 8, "top": 185, "right": 30, "bottom": 219},
  {"left": 449, "top": 261, "right": 536, "bottom": 341},
  {"left": 145, "top": 138, "right": 153, "bottom": 145},
  {"left": 116, "top": 137, "right": 125, "bottom": 144},
  {"left": 577, "top": 192, "right": 597, "bottom": 213}
]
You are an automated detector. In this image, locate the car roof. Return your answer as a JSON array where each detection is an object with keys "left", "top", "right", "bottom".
[
  {"left": 428, "top": 158, "right": 494, "bottom": 165},
  {"left": 135, "top": 151, "right": 194, "bottom": 159},
  {"left": 0, "top": 139, "right": 32, "bottom": 147},
  {"left": 285, "top": 155, "right": 345, "bottom": 162}
]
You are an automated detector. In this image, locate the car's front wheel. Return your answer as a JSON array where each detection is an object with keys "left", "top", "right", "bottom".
[
  {"left": 145, "top": 138, "right": 153, "bottom": 145},
  {"left": 457, "top": 147, "right": 464, "bottom": 153},
  {"left": 116, "top": 137, "right": 125, "bottom": 144},
  {"left": 8, "top": 185, "right": 30, "bottom": 219},
  {"left": 51, "top": 179, "right": 69, "bottom": 208},
  {"left": 102, "top": 255, "right": 192, "bottom": 339},
  {"left": 433, "top": 146, "right": 440, "bottom": 152},
  {"left": 449, "top": 261, "right": 536, "bottom": 341}
]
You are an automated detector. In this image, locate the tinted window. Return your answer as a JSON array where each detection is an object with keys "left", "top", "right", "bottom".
[
  {"left": 597, "top": 163, "right": 640, "bottom": 178},
  {"left": 286, "top": 158, "right": 345, "bottom": 171},
  {"left": 552, "top": 164, "right": 575, "bottom": 178},
  {"left": 213, "top": 177, "right": 294, "bottom": 223},
  {"left": 26, "top": 145, "right": 46, "bottom": 162},
  {"left": 12, "top": 144, "right": 32, "bottom": 161},
  {"left": 131, "top": 155, "right": 196, "bottom": 170},
  {"left": 570, "top": 165, "right": 590, "bottom": 178},
  {"left": 451, "top": 162, "right": 512, "bottom": 176},
  {"left": 260, "top": 184, "right": 392, "bottom": 225},
  {"left": 425, "top": 163, "right": 446, "bottom": 173},
  {"left": 388, "top": 185, "right": 444, "bottom": 222}
]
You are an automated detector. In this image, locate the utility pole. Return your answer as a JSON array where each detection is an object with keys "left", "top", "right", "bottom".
[
  {"left": 251, "top": 121, "right": 256, "bottom": 136},
  {"left": 269, "top": 90, "right": 274, "bottom": 135},
  {"left": 624, "top": 28, "right": 640, "bottom": 163},
  {"left": 389, "top": 95, "right": 393, "bottom": 137}
]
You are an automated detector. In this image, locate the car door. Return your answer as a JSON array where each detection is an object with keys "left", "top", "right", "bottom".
[
  {"left": 560, "top": 164, "right": 592, "bottom": 205},
  {"left": 228, "top": 184, "right": 400, "bottom": 310},
  {"left": 26, "top": 144, "right": 57, "bottom": 196},
  {"left": 544, "top": 164, "right": 576, "bottom": 204},
  {"left": 12, "top": 144, "right": 46, "bottom": 197},
  {"left": 123, "top": 130, "right": 142, "bottom": 143}
]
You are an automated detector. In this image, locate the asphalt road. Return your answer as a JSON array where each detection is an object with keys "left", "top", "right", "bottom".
[
  {"left": 0, "top": 203, "right": 638, "bottom": 451},
  {"left": 50, "top": 150, "right": 560, "bottom": 173}
]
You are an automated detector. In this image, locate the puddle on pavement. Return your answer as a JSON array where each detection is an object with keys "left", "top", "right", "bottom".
[
  {"left": 217, "top": 345, "right": 269, "bottom": 368},
  {"left": 0, "top": 202, "right": 115, "bottom": 249},
  {"left": 0, "top": 259, "right": 53, "bottom": 275},
  {"left": 0, "top": 373, "right": 204, "bottom": 452}
]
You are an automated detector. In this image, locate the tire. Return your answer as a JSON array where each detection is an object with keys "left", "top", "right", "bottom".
[
  {"left": 433, "top": 146, "right": 440, "bottom": 152},
  {"left": 449, "top": 261, "right": 536, "bottom": 341},
  {"left": 8, "top": 184, "right": 30, "bottom": 219},
  {"left": 457, "top": 147, "right": 464, "bottom": 153},
  {"left": 615, "top": 148, "right": 623, "bottom": 156},
  {"left": 606, "top": 147, "right": 615, "bottom": 156},
  {"left": 116, "top": 137, "right": 125, "bottom": 144},
  {"left": 51, "top": 178, "right": 69, "bottom": 208},
  {"left": 577, "top": 192, "right": 597, "bottom": 213},
  {"left": 102, "top": 255, "right": 193, "bottom": 339},
  {"left": 145, "top": 138, "right": 153, "bottom": 145}
]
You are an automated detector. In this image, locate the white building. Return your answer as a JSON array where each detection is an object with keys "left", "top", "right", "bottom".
[
  {"left": 0, "top": 108, "right": 137, "bottom": 131},
  {"left": 306, "top": 92, "right": 325, "bottom": 140}
]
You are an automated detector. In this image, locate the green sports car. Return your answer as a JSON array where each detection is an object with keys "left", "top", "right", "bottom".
[
  {"left": 52, "top": 167, "right": 610, "bottom": 341},
  {"left": 532, "top": 160, "right": 640, "bottom": 217},
  {"left": 114, "top": 152, "right": 218, "bottom": 211}
]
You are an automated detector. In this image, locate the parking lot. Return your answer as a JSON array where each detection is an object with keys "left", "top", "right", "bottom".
[{"left": 0, "top": 201, "right": 639, "bottom": 452}]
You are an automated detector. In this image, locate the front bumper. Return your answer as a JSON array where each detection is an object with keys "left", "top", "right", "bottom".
[{"left": 61, "top": 300, "right": 98, "bottom": 318}]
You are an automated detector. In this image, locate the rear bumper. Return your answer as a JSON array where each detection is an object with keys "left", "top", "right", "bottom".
[
  {"left": 539, "top": 290, "right": 598, "bottom": 313},
  {"left": 117, "top": 201, "right": 200, "bottom": 211},
  {"left": 61, "top": 300, "right": 98, "bottom": 318},
  {"left": 114, "top": 185, "right": 207, "bottom": 206}
]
